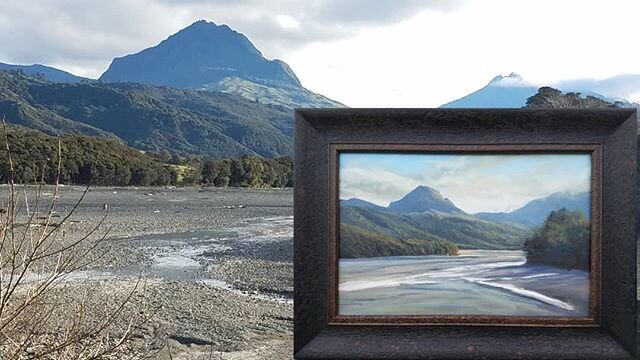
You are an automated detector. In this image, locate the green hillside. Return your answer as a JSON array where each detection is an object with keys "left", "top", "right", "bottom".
[
  {"left": 209, "top": 76, "right": 344, "bottom": 108},
  {"left": 340, "top": 223, "right": 458, "bottom": 258},
  {"left": 0, "top": 72, "right": 112, "bottom": 137},
  {"left": 0, "top": 71, "right": 293, "bottom": 158},
  {"left": 341, "top": 205, "right": 531, "bottom": 251}
]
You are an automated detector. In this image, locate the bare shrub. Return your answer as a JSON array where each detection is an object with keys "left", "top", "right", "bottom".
[{"left": 0, "top": 118, "right": 155, "bottom": 359}]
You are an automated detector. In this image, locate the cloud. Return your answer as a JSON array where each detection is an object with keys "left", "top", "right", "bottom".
[
  {"left": 339, "top": 154, "right": 591, "bottom": 213},
  {"left": 0, "top": 0, "right": 188, "bottom": 77},
  {"left": 0, "top": 0, "right": 463, "bottom": 78},
  {"left": 415, "top": 155, "right": 591, "bottom": 213},
  {"left": 340, "top": 167, "right": 420, "bottom": 206},
  {"left": 554, "top": 74, "right": 640, "bottom": 102}
]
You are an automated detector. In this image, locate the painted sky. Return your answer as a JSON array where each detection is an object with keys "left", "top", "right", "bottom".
[
  {"left": 0, "top": 1, "right": 638, "bottom": 106},
  {"left": 339, "top": 153, "right": 591, "bottom": 213}
]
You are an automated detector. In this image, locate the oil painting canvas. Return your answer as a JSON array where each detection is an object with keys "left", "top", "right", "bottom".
[{"left": 338, "top": 152, "right": 592, "bottom": 317}]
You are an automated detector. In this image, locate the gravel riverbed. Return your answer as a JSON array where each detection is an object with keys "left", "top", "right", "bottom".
[{"left": 5, "top": 185, "right": 294, "bottom": 359}]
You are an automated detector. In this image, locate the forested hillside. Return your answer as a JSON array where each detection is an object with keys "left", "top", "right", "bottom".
[
  {"left": 340, "top": 223, "right": 458, "bottom": 258},
  {"left": 0, "top": 125, "right": 292, "bottom": 187},
  {"left": 0, "top": 71, "right": 293, "bottom": 158}
]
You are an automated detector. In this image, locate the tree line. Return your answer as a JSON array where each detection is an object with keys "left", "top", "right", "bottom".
[
  {"left": 145, "top": 150, "right": 293, "bottom": 188},
  {"left": 525, "top": 86, "right": 625, "bottom": 109},
  {"left": 0, "top": 126, "right": 292, "bottom": 188}
]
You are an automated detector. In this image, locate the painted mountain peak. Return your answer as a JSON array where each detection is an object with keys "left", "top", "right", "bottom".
[
  {"left": 340, "top": 185, "right": 529, "bottom": 253},
  {"left": 387, "top": 185, "right": 465, "bottom": 214},
  {"left": 340, "top": 198, "right": 386, "bottom": 210},
  {"left": 475, "top": 191, "right": 590, "bottom": 228},
  {"left": 100, "top": 20, "right": 342, "bottom": 108}
]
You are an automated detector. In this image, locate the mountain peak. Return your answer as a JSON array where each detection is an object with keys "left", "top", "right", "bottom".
[
  {"left": 179, "top": 20, "right": 224, "bottom": 36},
  {"left": 189, "top": 19, "right": 213, "bottom": 27},
  {"left": 98, "top": 19, "right": 343, "bottom": 108},
  {"left": 172, "top": 20, "right": 242, "bottom": 41},
  {"left": 488, "top": 72, "right": 525, "bottom": 87},
  {"left": 410, "top": 185, "right": 441, "bottom": 197},
  {"left": 441, "top": 72, "right": 538, "bottom": 108},
  {"left": 100, "top": 20, "right": 301, "bottom": 88},
  {"left": 388, "top": 185, "right": 465, "bottom": 214}
]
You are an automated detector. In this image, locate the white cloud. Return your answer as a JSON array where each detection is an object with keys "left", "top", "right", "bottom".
[
  {"left": 0, "top": 0, "right": 188, "bottom": 77},
  {"left": 554, "top": 74, "right": 640, "bottom": 102},
  {"left": 340, "top": 167, "right": 420, "bottom": 206},
  {"left": 275, "top": 15, "right": 300, "bottom": 29},
  {"left": 421, "top": 158, "right": 591, "bottom": 213}
]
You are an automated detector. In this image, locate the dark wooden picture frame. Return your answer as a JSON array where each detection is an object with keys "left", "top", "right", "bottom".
[
  {"left": 328, "top": 143, "right": 602, "bottom": 327},
  {"left": 294, "top": 109, "right": 637, "bottom": 359}
]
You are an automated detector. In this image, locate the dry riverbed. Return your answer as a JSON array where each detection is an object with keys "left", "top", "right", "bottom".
[{"left": 6, "top": 185, "right": 294, "bottom": 359}]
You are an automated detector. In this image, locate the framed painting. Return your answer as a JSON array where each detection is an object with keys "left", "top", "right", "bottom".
[{"left": 293, "top": 109, "right": 638, "bottom": 359}]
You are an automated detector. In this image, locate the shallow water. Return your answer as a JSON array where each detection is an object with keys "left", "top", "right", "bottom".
[
  {"left": 17, "top": 215, "right": 294, "bottom": 304},
  {"left": 118, "top": 215, "right": 293, "bottom": 279},
  {"left": 339, "top": 250, "right": 590, "bottom": 317}
]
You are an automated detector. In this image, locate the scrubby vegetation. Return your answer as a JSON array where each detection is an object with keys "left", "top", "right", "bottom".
[
  {"left": 340, "top": 223, "right": 458, "bottom": 258},
  {"left": 0, "top": 138, "right": 152, "bottom": 358},
  {"left": 523, "top": 208, "right": 590, "bottom": 270}
]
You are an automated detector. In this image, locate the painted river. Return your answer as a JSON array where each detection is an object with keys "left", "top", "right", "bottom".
[{"left": 339, "top": 250, "right": 590, "bottom": 317}]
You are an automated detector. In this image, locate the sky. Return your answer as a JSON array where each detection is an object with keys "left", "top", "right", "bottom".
[
  {"left": 0, "top": 1, "right": 639, "bottom": 106},
  {"left": 339, "top": 153, "right": 592, "bottom": 213}
]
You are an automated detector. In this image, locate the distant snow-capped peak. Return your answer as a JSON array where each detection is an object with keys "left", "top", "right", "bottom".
[{"left": 487, "top": 72, "right": 534, "bottom": 88}]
